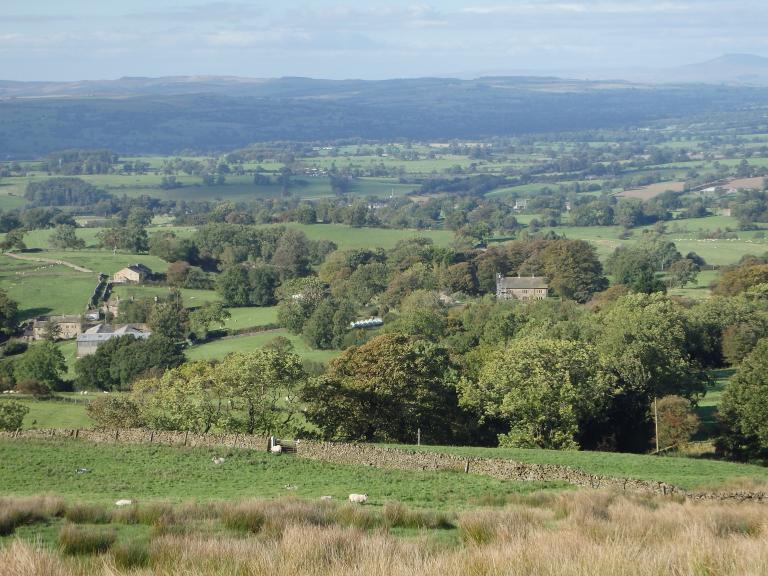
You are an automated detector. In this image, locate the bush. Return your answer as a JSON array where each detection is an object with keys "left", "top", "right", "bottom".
[
  {"left": 58, "top": 524, "right": 116, "bottom": 555},
  {"left": 2, "top": 339, "right": 27, "bottom": 357},
  {"left": 14, "top": 379, "right": 51, "bottom": 399},
  {"left": 0, "top": 400, "right": 29, "bottom": 431}
]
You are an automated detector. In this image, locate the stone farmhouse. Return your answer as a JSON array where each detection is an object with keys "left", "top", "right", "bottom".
[
  {"left": 76, "top": 323, "right": 152, "bottom": 358},
  {"left": 112, "top": 263, "right": 152, "bottom": 284},
  {"left": 496, "top": 273, "right": 549, "bottom": 301},
  {"left": 28, "top": 315, "right": 85, "bottom": 341}
]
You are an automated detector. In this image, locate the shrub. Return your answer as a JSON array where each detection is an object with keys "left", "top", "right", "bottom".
[
  {"left": 112, "top": 539, "right": 150, "bottom": 569},
  {"left": 0, "top": 400, "right": 29, "bottom": 431},
  {"left": 14, "top": 379, "right": 51, "bottom": 399},
  {"left": 2, "top": 339, "right": 27, "bottom": 357},
  {"left": 58, "top": 524, "right": 116, "bottom": 555}
]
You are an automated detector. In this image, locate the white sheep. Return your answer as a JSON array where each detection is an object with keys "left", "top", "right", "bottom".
[
  {"left": 212, "top": 457, "right": 226, "bottom": 465},
  {"left": 348, "top": 493, "right": 368, "bottom": 504},
  {"left": 115, "top": 499, "right": 134, "bottom": 507},
  {"left": 320, "top": 495, "right": 333, "bottom": 501},
  {"left": 270, "top": 445, "right": 283, "bottom": 454}
]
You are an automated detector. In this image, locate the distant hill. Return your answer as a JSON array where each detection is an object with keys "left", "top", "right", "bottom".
[
  {"left": 657, "top": 54, "right": 768, "bottom": 85},
  {"left": 1, "top": 75, "right": 768, "bottom": 156}
]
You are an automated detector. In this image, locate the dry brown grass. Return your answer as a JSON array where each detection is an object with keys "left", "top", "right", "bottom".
[
  {"left": 0, "top": 495, "right": 65, "bottom": 536},
  {"left": 5, "top": 491, "right": 768, "bottom": 575}
]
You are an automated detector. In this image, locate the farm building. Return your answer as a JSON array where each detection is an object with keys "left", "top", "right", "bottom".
[
  {"left": 496, "top": 274, "right": 549, "bottom": 301},
  {"left": 112, "top": 263, "right": 152, "bottom": 284},
  {"left": 28, "top": 315, "right": 85, "bottom": 341},
  {"left": 76, "top": 323, "right": 151, "bottom": 357}
]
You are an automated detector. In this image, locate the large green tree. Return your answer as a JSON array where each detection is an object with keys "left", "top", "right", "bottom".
[
  {"left": 717, "top": 339, "right": 768, "bottom": 461},
  {"left": 460, "top": 338, "right": 609, "bottom": 449},
  {"left": 0, "top": 289, "right": 18, "bottom": 337},
  {"left": 13, "top": 341, "right": 66, "bottom": 392},
  {"left": 302, "top": 333, "right": 463, "bottom": 443}
]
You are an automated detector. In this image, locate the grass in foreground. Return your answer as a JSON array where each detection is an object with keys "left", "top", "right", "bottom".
[
  {"left": 392, "top": 443, "right": 768, "bottom": 491},
  {"left": 5, "top": 491, "right": 768, "bottom": 575},
  {"left": 0, "top": 438, "right": 560, "bottom": 508}
]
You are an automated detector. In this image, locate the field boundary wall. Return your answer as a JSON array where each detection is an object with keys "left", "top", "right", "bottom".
[{"left": 3, "top": 428, "right": 767, "bottom": 502}]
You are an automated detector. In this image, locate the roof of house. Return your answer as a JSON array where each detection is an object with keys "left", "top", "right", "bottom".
[
  {"left": 77, "top": 323, "right": 151, "bottom": 343},
  {"left": 497, "top": 276, "right": 549, "bottom": 290},
  {"left": 118, "top": 263, "right": 152, "bottom": 275},
  {"left": 32, "top": 315, "right": 82, "bottom": 325}
]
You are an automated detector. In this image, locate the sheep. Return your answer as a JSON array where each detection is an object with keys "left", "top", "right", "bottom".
[
  {"left": 320, "top": 495, "right": 333, "bottom": 501},
  {"left": 212, "top": 457, "right": 225, "bottom": 465},
  {"left": 348, "top": 493, "right": 368, "bottom": 504},
  {"left": 115, "top": 499, "right": 134, "bottom": 507},
  {"left": 270, "top": 445, "right": 283, "bottom": 454}
]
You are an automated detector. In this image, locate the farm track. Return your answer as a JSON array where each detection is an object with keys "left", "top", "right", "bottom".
[{"left": 3, "top": 252, "right": 94, "bottom": 273}]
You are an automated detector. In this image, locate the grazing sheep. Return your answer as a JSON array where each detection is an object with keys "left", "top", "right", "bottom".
[
  {"left": 270, "top": 445, "right": 283, "bottom": 454},
  {"left": 320, "top": 495, "right": 333, "bottom": 501},
  {"left": 348, "top": 493, "right": 368, "bottom": 504},
  {"left": 212, "top": 457, "right": 226, "bottom": 465},
  {"left": 115, "top": 499, "right": 134, "bottom": 507},
  {"left": 75, "top": 468, "right": 91, "bottom": 474},
  {"left": 284, "top": 484, "right": 298, "bottom": 491}
]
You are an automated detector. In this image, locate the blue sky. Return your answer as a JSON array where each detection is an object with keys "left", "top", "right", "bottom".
[{"left": 2, "top": 1, "right": 767, "bottom": 80}]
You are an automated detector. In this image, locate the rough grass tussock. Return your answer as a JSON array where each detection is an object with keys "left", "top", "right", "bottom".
[
  {"left": 4, "top": 492, "right": 768, "bottom": 574},
  {"left": 0, "top": 495, "right": 65, "bottom": 536},
  {"left": 57, "top": 524, "right": 116, "bottom": 556}
]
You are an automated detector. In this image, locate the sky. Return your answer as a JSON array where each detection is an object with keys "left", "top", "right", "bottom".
[{"left": 2, "top": 0, "right": 768, "bottom": 81}]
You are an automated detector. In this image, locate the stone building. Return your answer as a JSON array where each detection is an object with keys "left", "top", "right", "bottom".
[
  {"left": 112, "top": 263, "right": 152, "bottom": 284},
  {"left": 496, "top": 273, "right": 549, "bottom": 301},
  {"left": 76, "top": 323, "right": 151, "bottom": 358},
  {"left": 29, "top": 315, "right": 85, "bottom": 341}
]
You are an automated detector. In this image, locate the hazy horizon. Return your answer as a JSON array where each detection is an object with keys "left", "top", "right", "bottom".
[{"left": 3, "top": 1, "right": 768, "bottom": 82}]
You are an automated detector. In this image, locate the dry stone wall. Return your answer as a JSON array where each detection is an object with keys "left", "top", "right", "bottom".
[
  {"left": 0, "top": 428, "right": 269, "bottom": 451},
  {"left": 4, "top": 429, "right": 767, "bottom": 502},
  {"left": 297, "top": 441, "right": 768, "bottom": 502}
]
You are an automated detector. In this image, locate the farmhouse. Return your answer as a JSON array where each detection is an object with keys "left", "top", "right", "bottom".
[
  {"left": 76, "top": 323, "right": 152, "bottom": 357},
  {"left": 28, "top": 315, "right": 85, "bottom": 341},
  {"left": 496, "top": 273, "right": 549, "bottom": 301},
  {"left": 112, "top": 263, "right": 152, "bottom": 284}
]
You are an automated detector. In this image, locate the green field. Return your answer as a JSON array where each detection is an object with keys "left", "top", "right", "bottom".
[
  {"left": 186, "top": 330, "right": 338, "bottom": 364},
  {"left": 223, "top": 306, "right": 279, "bottom": 331},
  {"left": 4, "top": 398, "right": 92, "bottom": 429},
  {"left": 0, "top": 258, "right": 96, "bottom": 319},
  {"left": 396, "top": 443, "right": 768, "bottom": 490},
  {"left": 112, "top": 285, "right": 220, "bottom": 307},
  {"left": 0, "top": 438, "right": 558, "bottom": 507},
  {"left": 279, "top": 223, "right": 455, "bottom": 250}
]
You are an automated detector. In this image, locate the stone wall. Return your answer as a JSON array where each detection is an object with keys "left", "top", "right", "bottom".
[
  {"left": 0, "top": 428, "right": 269, "bottom": 451},
  {"left": 4, "top": 429, "right": 767, "bottom": 502},
  {"left": 297, "top": 441, "right": 768, "bottom": 502}
]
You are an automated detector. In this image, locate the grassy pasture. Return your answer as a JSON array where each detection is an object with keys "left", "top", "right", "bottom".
[
  {"left": 279, "top": 223, "right": 454, "bottom": 250},
  {"left": 186, "top": 330, "right": 338, "bottom": 364},
  {"left": 0, "top": 438, "right": 558, "bottom": 507},
  {"left": 112, "top": 285, "right": 220, "bottom": 307},
  {"left": 396, "top": 443, "right": 768, "bottom": 491},
  {"left": 222, "top": 306, "right": 279, "bottom": 331},
  {"left": 0, "top": 258, "right": 96, "bottom": 319},
  {"left": 4, "top": 398, "right": 92, "bottom": 430}
]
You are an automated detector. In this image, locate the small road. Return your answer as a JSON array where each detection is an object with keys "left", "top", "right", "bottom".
[{"left": 3, "top": 252, "right": 94, "bottom": 273}]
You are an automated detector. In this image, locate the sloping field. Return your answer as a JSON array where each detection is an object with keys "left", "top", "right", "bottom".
[{"left": 615, "top": 181, "right": 685, "bottom": 200}]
